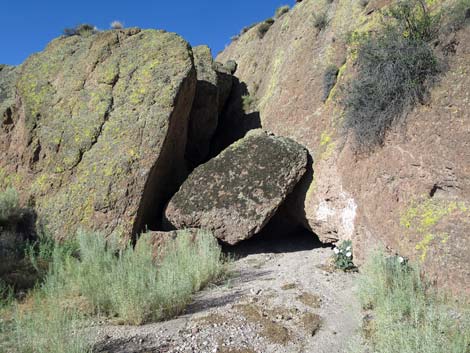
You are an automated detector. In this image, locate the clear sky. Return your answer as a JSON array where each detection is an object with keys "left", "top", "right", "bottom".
[{"left": 1, "top": 0, "right": 295, "bottom": 66}]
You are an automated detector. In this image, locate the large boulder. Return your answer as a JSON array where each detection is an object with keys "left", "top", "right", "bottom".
[
  {"left": 217, "top": 1, "right": 470, "bottom": 292},
  {"left": 0, "top": 29, "right": 196, "bottom": 240},
  {"left": 164, "top": 129, "right": 309, "bottom": 245}
]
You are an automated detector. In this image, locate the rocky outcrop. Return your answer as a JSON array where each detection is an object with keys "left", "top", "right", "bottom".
[
  {"left": 0, "top": 29, "right": 196, "bottom": 240},
  {"left": 164, "top": 129, "right": 308, "bottom": 245},
  {"left": 217, "top": 0, "right": 470, "bottom": 292},
  {"left": 185, "top": 46, "right": 220, "bottom": 166},
  {"left": 0, "top": 65, "right": 17, "bottom": 127}
]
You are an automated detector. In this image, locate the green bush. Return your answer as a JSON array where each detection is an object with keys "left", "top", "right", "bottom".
[
  {"left": 30, "top": 229, "right": 223, "bottom": 324},
  {"left": 332, "top": 240, "right": 355, "bottom": 271},
  {"left": 313, "top": 10, "right": 329, "bottom": 30},
  {"left": 8, "top": 229, "right": 224, "bottom": 352},
  {"left": 358, "top": 252, "right": 470, "bottom": 353},
  {"left": 242, "top": 94, "right": 256, "bottom": 112},
  {"left": 323, "top": 65, "right": 339, "bottom": 102},
  {"left": 257, "top": 20, "right": 274, "bottom": 38},
  {"left": 0, "top": 188, "right": 20, "bottom": 224},
  {"left": 63, "top": 24, "right": 96, "bottom": 37},
  {"left": 13, "top": 297, "right": 91, "bottom": 353},
  {"left": 275, "top": 5, "right": 290, "bottom": 18},
  {"left": 343, "top": 0, "right": 441, "bottom": 150}
]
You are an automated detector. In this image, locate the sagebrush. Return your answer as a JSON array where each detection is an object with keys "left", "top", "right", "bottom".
[
  {"left": 357, "top": 252, "right": 470, "bottom": 353},
  {"left": 7, "top": 229, "right": 224, "bottom": 352}
]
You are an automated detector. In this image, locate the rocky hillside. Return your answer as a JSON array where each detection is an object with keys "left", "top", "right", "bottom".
[{"left": 217, "top": 0, "right": 470, "bottom": 293}]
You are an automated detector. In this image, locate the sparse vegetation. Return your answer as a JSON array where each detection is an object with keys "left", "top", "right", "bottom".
[
  {"left": 2, "top": 229, "right": 225, "bottom": 352},
  {"left": 322, "top": 65, "right": 339, "bottom": 101},
  {"left": 358, "top": 252, "right": 470, "bottom": 353},
  {"left": 332, "top": 240, "right": 355, "bottom": 271},
  {"left": 0, "top": 187, "right": 19, "bottom": 223},
  {"left": 242, "top": 94, "right": 256, "bottom": 112},
  {"left": 110, "top": 20, "right": 124, "bottom": 29},
  {"left": 257, "top": 19, "right": 274, "bottom": 38},
  {"left": 313, "top": 10, "right": 329, "bottom": 30},
  {"left": 63, "top": 24, "right": 97, "bottom": 37},
  {"left": 275, "top": 5, "right": 290, "bottom": 18},
  {"left": 343, "top": 0, "right": 441, "bottom": 150}
]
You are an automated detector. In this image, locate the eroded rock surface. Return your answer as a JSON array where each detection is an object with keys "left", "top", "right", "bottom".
[
  {"left": 217, "top": 0, "right": 470, "bottom": 292},
  {"left": 0, "top": 29, "right": 196, "bottom": 240},
  {"left": 164, "top": 129, "right": 308, "bottom": 244}
]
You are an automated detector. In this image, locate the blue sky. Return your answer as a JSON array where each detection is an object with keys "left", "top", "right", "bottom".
[{"left": 1, "top": 0, "right": 295, "bottom": 65}]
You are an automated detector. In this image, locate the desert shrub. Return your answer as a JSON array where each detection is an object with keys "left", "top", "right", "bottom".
[
  {"left": 313, "top": 10, "right": 329, "bottom": 30},
  {"left": 343, "top": 0, "right": 441, "bottom": 150},
  {"left": 0, "top": 188, "right": 20, "bottom": 223},
  {"left": 63, "top": 23, "right": 96, "bottom": 37},
  {"left": 242, "top": 94, "right": 256, "bottom": 112},
  {"left": 13, "top": 297, "right": 91, "bottom": 353},
  {"left": 358, "top": 252, "right": 470, "bottom": 353},
  {"left": 444, "top": 0, "right": 470, "bottom": 32},
  {"left": 37, "top": 229, "right": 222, "bottom": 324},
  {"left": 110, "top": 20, "right": 123, "bottom": 29},
  {"left": 332, "top": 240, "right": 355, "bottom": 271},
  {"left": 275, "top": 5, "right": 290, "bottom": 18},
  {"left": 257, "top": 20, "right": 274, "bottom": 38},
  {"left": 8, "top": 229, "right": 224, "bottom": 352},
  {"left": 322, "top": 65, "right": 339, "bottom": 101}
]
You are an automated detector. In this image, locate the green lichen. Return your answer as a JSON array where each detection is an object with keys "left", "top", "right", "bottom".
[{"left": 400, "top": 198, "right": 470, "bottom": 261}]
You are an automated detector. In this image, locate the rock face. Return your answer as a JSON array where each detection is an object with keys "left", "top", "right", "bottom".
[
  {"left": 217, "top": 0, "right": 470, "bottom": 292},
  {"left": 0, "top": 29, "right": 196, "bottom": 240},
  {"left": 185, "top": 46, "right": 220, "bottom": 166},
  {"left": 0, "top": 65, "right": 17, "bottom": 126},
  {"left": 135, "top": 229, "right": 200, "bottom": 260},
  {"left": 164, "top": 129, "right": 308, "bottom": 245}
]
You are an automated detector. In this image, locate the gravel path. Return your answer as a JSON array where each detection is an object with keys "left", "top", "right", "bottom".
[{"left": 93, "top": 232, "right": 362, "bottom": 353}]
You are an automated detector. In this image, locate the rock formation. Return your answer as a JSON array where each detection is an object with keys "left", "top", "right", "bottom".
[
  {"left": 216, "top": 0, "right": 470, "bottom": 292},
  {"left": 0, "top": 29, "right": 197, "bottom": 240},
  {"left": 164, "top": 129, "right": 308, "bottom": 245}
]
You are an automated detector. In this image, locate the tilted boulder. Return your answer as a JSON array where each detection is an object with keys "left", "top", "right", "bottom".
[
  {"left": 164, "top": 129, "right": 309, "bottom": 245},
  {"left": 0, "top": 29, "right": 196, "bottom": 240}
]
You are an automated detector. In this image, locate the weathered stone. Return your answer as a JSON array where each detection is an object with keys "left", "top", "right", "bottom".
[
  {"left": 186, "top": 46, "right": 219, "bottom": 166},
  {"left": 217, "top": 1, "right": 470, "bottom": 292},
  {"left": 164, "top": 129, "right": 308, "bottom": 245},
  {"left": 0, "top": 29, "right": 196, "bottom": 241},
  {"left": 0, "top": 65, "right": 18, "bottom": 127},
  {"left": 135, "top": 229, "right": 200, "bottom": 260}
]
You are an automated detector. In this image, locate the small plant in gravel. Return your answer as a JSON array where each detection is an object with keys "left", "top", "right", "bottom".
[{"left": 332, "top": 240, "right": 355, "bottom": 271}]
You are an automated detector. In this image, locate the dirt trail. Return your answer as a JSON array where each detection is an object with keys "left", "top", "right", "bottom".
[{"left": 93, "top": 232, "right": 362, "bottom": 353}]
